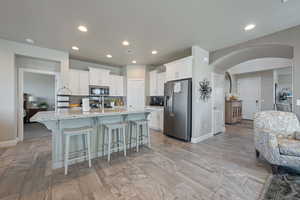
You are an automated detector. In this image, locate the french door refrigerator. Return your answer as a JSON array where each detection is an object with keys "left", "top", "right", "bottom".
[{"left": 164, "top": 78, "right": 192, "bottom": 142}]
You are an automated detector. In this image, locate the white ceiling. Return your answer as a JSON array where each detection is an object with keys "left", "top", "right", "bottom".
[{"left": 0, "top": 0, "right": 300, "bottom": 66}]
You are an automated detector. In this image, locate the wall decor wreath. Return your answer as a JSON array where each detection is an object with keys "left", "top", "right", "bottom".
[{"left": 198, "top": 79, "right": 212, "bottom": 101}]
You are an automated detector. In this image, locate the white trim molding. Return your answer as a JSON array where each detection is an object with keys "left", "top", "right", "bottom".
[
  {"left": 191, "top": 132, "right": 214, "bottom": 143},
  {"left": 0, "top": 139, "right": 18, "bottom": 148}
]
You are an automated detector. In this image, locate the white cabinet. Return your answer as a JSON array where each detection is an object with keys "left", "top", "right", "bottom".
[
  {"left": 165, "top": 56, "right": 193, "bottom": 82},
  {"left": 109, "top": 74, "right": 124, "bottom": 96},
  {"left": 69, "top": 69, "right": 89, "bottom": 96},
  {"left": 127, "top": 79, "right": 145, "bottom": 109},
  {"left": 148, "top": 108, "right": 164, "bottom": 131},
  {"left": 149, "top": 71, "right": 157, "bottom": 96},
  {"left": 157, "top": 72, "right": 166, "bottom": 96},
  {"left": 149, "top": 71, "right": 166, "bottom": 96},
  {"left": 89, "top": 67, "right": 110, "bottom": 86}
]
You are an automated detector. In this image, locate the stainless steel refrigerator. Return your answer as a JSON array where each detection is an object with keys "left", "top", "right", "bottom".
[{"left": 164, "top": 78, "right": 192, "bottom": 142}]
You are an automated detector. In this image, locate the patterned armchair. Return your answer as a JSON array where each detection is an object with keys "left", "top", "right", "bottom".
[{"left": 254, "top": 111, "right": 300, "bottom": 172}]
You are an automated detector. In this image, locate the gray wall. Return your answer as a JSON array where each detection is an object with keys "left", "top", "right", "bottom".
[
  {"left": 211, "top": 25, "right": 300, "bottom": 117},
  {"left": 0, "top": 39, "right": 68, "bottom": 142},
  {"left": 24, "top": 72, "right": 56, "bottom": 110},
  {"left": 192, "top": 46, "right": 212, "bottom": 140}
]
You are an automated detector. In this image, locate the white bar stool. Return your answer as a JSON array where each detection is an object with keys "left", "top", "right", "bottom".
[
  {"left": 130, "top": 120, "right": 151, "bottom": 152},
  {"left": 103, "top": 122, "right": 127, "bottom": 162},
  {"left": 63, "top": 126, "right": 93, "bottom": 175}
]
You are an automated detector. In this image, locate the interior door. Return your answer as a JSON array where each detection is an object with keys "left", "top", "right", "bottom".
[
  {"left": 127, "top": 79, "right": 145, "bottom": 109},
  {"left": 212, "top": 73, "right": 225, "bottom": 134},
  {"left": 237, "top": 76, "right": 261, "bottom": 120}
]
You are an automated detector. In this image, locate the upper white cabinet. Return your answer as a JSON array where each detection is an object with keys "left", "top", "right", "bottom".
[
  {"left": 69, "top": 69, "right": 89, "bottom": 96},
  {"left": 89, "top": 67, "right": 110, "bottom": 86},
  {"left": 109, "top": 74, "right": 124, "bottom": 96},
  {"left": 149, "top": 71, "right": 166, "bottom": 96},
  {"left": 165, "top": 56, "right": 193, "bottom": 82}
]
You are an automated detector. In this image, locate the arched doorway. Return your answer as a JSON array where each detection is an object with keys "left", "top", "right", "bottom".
[{"left": 210, "top": 44, "right": 294, "bottom": 129}]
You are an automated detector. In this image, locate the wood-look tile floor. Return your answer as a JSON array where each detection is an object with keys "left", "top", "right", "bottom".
[{"left": 0, "top": 124, "right": 271, "bottom": 200}]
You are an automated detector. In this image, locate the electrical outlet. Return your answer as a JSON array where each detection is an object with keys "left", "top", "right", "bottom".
[{"left": 297, "top": 99, "right": 300, "bottom": 106}]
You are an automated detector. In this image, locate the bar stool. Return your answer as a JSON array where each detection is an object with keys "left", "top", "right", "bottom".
[
  {"left": 103, "top": 122, "right": 127, "bottom": 162},
  {"left": 63, "top": 126, "right": 93, "bottom": 175},
  {"left": 130, "top": 120, "right": 151, "bottom": 152}
]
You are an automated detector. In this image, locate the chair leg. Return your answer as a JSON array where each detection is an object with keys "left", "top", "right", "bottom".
[
  {"left": 108, "top": 128, "right": 112, "bottom": 162},
  {"left": 271, "top": 164, "right": 279, "bottom": 174},
  {"left": 255, "top": 149, "right": 260, "bottom": 158},
  {"left": 64, "top": 135, "right": 70, "bottom": 175},
  {"left": 129, "top": 123, "right": 132, "bottom": 149},
  {"left": 146, "top": 122, "right": 151, "bottom": 148},
  {"left": 102, "top": 126, "right": 106, "bottom": 156},
  {"left": 136, "top": 125, "right": 139, "bottom": 152},
  {"left": 122, "top": 127, "right": 127, "bottom": 157},
  {"left": 87, "top": 133, "right": 91, "bottom": 168}
]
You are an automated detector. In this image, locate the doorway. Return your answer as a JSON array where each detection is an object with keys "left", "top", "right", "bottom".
[
  {"left": 212, "top": 72, "right": 225, "bottom": 135},
  {"left": 237, "top": 76, "right": 261, "bottom": 120},
  {"left": 18, "top": 68, "right": 58, "bottom": 141}
]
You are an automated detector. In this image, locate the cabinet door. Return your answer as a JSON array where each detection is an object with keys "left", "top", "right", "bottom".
[
  {"left": 165, "top": 56, "right": 192, "bottom": 81},
  {"left": 149, "top": 111, "right": 158, "bottom": 129},
  {"left": 79, "top": 71, "right": 89, "bottom": 95},
  {"left": 157, "top": 72, "right": 166, "bottom": 96},
  {"left": 99, "top": 70, "right": 110, "bottom": 86},
  {"left": 69, "top": 70, "right": 80, "bottom": 95},
  {"left": 116, "top": 76, "right": 124, "bottom": 96},
  {"left": 89, "top": 68, "right": 98, "bottom": 86},
  {"left": 165, "top": 64, "right": 175, "bottom": 82},
  {"left": 159, "top": 110, "right": 164, "bottom": 131},
  {"left": 149, "top": 71, "right": 157, "bottom": 96},
  {"left": 178, "top": 57, "right": 192, "bottom": 79}
]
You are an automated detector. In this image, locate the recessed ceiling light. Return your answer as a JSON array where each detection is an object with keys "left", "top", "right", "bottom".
[
  {"left": 122, "top": 40, "right": 130, "bottom": 46},
  {"left": 281, "top": 0, "right": 288, "bottom": 3},
  {"left": 244, "top": 24, "right": 256, "bottom": 31},
  {"left": 72, "top": 46, "right": 79, "bottom": 51},
  {"left": 132, "top": 60, "right": 137, "bottom": 64},
  {"left": 106, "top": 54, "right": 112, "bottom": 58},
  {"left": 25, "top": 38, "right": 34, "bottom": 44},
  {"left": 151, "top": 50, "right": 158, "bottom": 55},
  {"left": 78, "top": 25, "right": 88, "bottom": 32}
]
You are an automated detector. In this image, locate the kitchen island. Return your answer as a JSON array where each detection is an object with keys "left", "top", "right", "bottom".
[{"left": 31, "top": 108, "right": 151, "bottom": 169}]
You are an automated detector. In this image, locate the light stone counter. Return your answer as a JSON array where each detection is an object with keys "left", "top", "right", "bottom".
[{"left": 31, "top": 108, "right": 151, "bottom": 169}]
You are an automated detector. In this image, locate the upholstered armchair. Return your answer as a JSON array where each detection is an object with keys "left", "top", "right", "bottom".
[{"left": 254, "top": 111, "right": 300, "bottom": 172}]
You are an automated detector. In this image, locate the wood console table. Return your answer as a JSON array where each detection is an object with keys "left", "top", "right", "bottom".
[{"left": 225, "top": 100, "right": 242, "bottom": 124}]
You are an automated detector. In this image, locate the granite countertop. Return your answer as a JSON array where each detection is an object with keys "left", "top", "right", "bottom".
[
  {"left": 31, "top": 108, "right": 151, "bottom": 122},
  {"left": 145, "top": 106, "right": 164, "bottom": 110}
]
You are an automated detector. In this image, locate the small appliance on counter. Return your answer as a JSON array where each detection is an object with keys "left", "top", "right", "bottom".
[
  {"left": 149, "top": 96, "right": 164, "bottom": 106},
  {"left": 82, "top": 98, "right": 90, "bottom": 112},
  {"left": 57, "top": 95, "right": 70, "bottom": 109}
]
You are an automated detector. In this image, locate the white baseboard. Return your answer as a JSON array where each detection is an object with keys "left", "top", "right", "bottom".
[
  {"left": 0, "top": 138, "right": 18, "bottom": 148},
  {"left": 191, "top": 132, "right": 213, "bottom": 143}
]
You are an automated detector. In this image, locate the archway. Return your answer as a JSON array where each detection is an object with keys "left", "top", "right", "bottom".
[{"left": 210, "top": 44, "right": 294, "bottom": 129}]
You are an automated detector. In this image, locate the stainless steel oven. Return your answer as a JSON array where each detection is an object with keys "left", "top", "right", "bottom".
[{"left": 89, "top": 85, "right": 110, "bottom": 96}]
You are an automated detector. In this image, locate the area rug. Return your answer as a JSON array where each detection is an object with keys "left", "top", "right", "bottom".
[{"left": 263, "top": 167, "right": 300, "bottom": 200}]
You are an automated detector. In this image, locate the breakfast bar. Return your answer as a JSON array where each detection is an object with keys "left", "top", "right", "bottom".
[{"left": 31, "top": 108, "right": 151, "bottom": 169}]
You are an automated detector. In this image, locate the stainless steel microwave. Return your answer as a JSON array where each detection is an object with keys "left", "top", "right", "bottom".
[{"left": 89, "top": 86, "right": 110, "bottom": 96}]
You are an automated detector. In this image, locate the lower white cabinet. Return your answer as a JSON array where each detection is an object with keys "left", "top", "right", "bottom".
[
  {"left": 69, "top": 69, "right": 89, "bottom": 96},
  {"left": 149, "top": 108, "right": 164, "bottom": 131}
]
